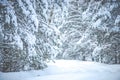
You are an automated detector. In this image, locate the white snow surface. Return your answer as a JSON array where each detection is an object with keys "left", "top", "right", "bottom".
[{"left": 0, "top": 60, "right": 120, "bottom": 80}]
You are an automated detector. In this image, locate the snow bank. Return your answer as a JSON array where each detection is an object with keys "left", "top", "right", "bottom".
[{"left": 0, "top": 60, "right": 120, "bottom": 80}]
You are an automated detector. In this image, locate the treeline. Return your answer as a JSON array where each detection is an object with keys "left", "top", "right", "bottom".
[
  {"left": 0, "top": 0, "right": 120, "bottom": 72},
  {"left": 58, "top": 0, "right": 120, "bottom": 64}
]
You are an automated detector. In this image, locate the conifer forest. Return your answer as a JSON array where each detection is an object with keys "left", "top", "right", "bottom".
[{"left": 0, "top": 0, "right": 120, "bottom": 73}]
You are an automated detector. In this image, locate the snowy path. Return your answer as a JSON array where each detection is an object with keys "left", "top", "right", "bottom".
[{"left": 0, "top": 60, "right": 120, "bottom": 80}]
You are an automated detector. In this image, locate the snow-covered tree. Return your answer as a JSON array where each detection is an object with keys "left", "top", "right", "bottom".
[
  {"left": 0, "top": 0, "right": 25, "bottom": 72},
  {"left": 0, "top": 0, "right": 120, "bottom": 72},
  {"left": 35, "top": 0, "right": 66, "bottom": 61},
  {"left": 59, "top": 0, "right": 90, "bottom": 60},
  {"left": 83, "top": 0, "right": 120, "bottom": 63},
  {"left": 59, "top": 0, "right": 120, "bottom": 63},
  {"left": 0, "top": 0, "right": 66, "bottom": 72},
  {"left": 0, "top": 0, "right": 47, "bottom": 72}
]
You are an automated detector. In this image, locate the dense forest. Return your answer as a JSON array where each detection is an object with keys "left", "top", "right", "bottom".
[{"left": 0, "top": 0, "right": 120, "bottom": 72}]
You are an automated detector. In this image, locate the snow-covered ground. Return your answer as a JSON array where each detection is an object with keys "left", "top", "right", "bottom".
[{"left": 0, "top": 60, "right": 120, "bottom": 80}]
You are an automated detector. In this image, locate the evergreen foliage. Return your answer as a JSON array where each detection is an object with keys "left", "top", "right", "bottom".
[{"left": 0, "top": 0, "right": 120, "bottom": 72}]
